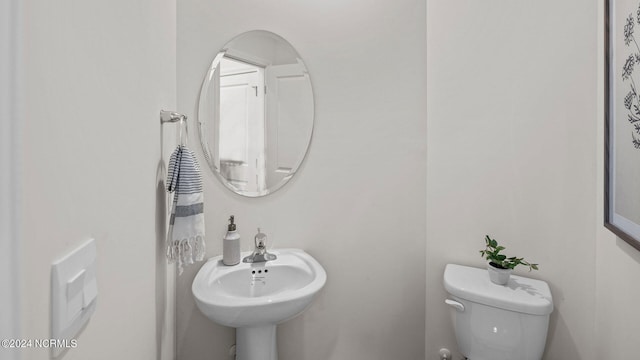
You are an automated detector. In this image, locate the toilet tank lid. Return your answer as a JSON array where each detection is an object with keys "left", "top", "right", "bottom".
[{"left": 444, "top": 264, "right": 554, "bottom": 316}]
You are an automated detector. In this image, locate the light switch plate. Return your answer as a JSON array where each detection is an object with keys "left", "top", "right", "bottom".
[{"left": 51, "top": 238, "right": 97, "bottom": 358}]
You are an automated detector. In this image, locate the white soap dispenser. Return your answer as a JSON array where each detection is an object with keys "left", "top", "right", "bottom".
[{"left": 223, "top": 215, "right": 240, "bottom": 266}]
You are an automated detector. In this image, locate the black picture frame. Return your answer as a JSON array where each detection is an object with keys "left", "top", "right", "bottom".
[{"left": 605, "top": 0, "right": 640, "bottom": 251}]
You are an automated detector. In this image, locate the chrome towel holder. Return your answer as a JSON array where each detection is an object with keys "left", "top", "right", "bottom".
[
  {"left": 160, "top": 110, "right": 188, "bottom": 146},
  {"left": 160, "top": 110, "right": 187, "bottom": 124}
]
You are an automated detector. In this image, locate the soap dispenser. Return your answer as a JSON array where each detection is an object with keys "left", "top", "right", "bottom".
[{"left": 223, "top": 215, "right": 240, "bottom": 266}]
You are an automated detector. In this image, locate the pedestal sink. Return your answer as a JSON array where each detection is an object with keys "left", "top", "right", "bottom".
[{"left": 192, "top": 248, "right": 327, "bottom": 360}]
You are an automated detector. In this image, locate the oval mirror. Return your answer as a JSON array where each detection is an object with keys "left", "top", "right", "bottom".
[{"left": 198, "top": 30, "right": 314, "bottom": 197}]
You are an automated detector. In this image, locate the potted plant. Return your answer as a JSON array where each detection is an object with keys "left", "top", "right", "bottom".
[{"left": 479, "top": 235, "right": 539, "bottom": 285}]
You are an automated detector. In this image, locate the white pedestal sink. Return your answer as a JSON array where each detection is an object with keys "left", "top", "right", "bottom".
[{"left": 192, "top": 248, "right": 326, "bottom": 360}]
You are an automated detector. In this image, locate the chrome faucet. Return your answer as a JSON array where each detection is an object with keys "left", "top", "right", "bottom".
[{"left": 242, "top": 228, "right": 277, "bottom": 263}]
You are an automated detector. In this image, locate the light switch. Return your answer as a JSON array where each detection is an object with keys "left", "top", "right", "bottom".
[
  {"left": 66, "top": 269, "right": 86, "bottom": 321},
  {"left": 66, "top": 269, "right": 85, "bottom": 299},
  {"left": 83, "top": 273, "right": 97, "bottom": 308},
  {"left": 51, "top": 239, "right": 97, "bottom": 358}
]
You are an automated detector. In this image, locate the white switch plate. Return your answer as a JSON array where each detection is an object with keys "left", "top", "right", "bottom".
[{"left": 51, "top": 238, "right": 97, "bottom": 358}]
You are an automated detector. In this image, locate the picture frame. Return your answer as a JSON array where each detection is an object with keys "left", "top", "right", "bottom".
[{"left": 605, "top": 0, "right": 640, "bottom": 250}]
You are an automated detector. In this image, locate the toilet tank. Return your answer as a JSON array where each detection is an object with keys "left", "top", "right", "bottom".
[{"left": 443, "top": 264, "right": 554, "bottom": 360}]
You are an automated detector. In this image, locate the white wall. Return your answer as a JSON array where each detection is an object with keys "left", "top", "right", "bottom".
[
  {"left": 427, "top": 0, "right": 598, "bottom": 359},
  {"left": 20, "top": 1, "right": 177, "bottom": 359},
  {"left": 594, "top": 0, "right": 640, "bottom": 357},
  {"left": 177, "top": 1, "right": 427, "bottom": 359},
  {"left": 1, "top": 1, "right": 22, "bottom": 359},
  {"left": 21, "top": 2, "right": 640, "bottom": 360}
]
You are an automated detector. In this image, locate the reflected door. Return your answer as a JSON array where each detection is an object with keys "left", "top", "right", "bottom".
[
  {"left": 265, "top": 63, "right": 314, "bottom": 188},
  {"left": 219, "top": 58, "right": 266, "bottom": 192}
]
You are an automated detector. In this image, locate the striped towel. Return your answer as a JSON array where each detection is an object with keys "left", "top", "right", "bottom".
[{"left": 166, "top": 145, "right": 205, "bottom": 275}]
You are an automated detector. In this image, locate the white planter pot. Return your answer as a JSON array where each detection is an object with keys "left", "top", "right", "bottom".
[{"left": 487, "top": 263, "right": 512, "bottom": 285}]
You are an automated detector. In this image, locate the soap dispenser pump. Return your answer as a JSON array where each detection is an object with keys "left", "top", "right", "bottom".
[{"left": 222, "top": 215, "right": 240, "bottom": 266}]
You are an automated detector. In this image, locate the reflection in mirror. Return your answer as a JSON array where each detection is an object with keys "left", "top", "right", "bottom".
[{"left": 198, "top": 30, "right": 314, "bottom": 197}]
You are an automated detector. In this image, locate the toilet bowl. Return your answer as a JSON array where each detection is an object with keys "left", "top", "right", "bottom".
[{"left": 443, "top": 264, "right": 553, "bottom": 360}]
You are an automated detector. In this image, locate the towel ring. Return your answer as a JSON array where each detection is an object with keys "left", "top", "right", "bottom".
[{"left": 160, "top": 110, "right": 188, "bottom": 146}]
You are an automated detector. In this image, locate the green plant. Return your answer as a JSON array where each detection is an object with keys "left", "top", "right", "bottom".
[{"left": 480, "top": 235, "right": 539, "bottom": 271}]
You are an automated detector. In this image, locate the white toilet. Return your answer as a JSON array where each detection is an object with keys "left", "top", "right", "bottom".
[{"left": 443, "top": 264, "right": 554, "bottom": 360}]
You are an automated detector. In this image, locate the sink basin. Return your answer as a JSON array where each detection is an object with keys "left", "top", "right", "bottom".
[{"left": 192, "top": 248, "right": 326, "bottom": 360}]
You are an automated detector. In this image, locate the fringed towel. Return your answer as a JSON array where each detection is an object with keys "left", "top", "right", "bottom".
[{"left": 166, "top": 145, "right": 205, "bottom": 275}]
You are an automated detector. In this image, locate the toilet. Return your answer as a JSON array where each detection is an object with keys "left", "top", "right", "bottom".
[{"left": 443, "top": 264, "right": 553, "bottom": 360}]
